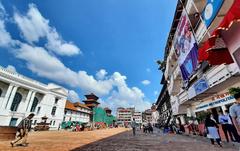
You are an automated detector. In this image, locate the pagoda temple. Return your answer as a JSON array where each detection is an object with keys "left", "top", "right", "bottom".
[{"left": 83, "top": 93, "right": 100, "bottom": 110}]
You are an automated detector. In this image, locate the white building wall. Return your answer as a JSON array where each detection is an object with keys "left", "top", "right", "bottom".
[
  {"left": 0, "top": 66, "right": 68, "bottom": 130},
  {"left": 64, "top": 109, "right": 90, "bottom": 123}
]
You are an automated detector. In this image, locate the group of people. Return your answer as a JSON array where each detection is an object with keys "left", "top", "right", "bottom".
[
  {"left": 70, "top": 123, "right": 85, "bottom": 132},
  {"left": 131, "top": 118, "right": 153, "bottom": 136},
  {"left": 204, "top": 92, "right": 240, "bottom": 147}
]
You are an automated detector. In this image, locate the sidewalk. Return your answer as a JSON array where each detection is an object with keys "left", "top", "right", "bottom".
[{"left": 73, "top": 128, "right": 238, "bottom": 151}]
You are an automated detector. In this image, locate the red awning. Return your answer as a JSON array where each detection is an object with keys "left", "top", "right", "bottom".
[
  {"left": 198, "top": 0, "right": 240, "bottom": 65},
  {"left": 211, "top": 0, "right": 240, "bottom": 37}
]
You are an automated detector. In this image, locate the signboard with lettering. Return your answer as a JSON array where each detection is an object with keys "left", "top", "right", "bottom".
[
  {"left": 195, "top": 93, "right": 235, "bottom": 112},
  {"left": 194, "top": 78, "right": 209, "bottom": 95}
]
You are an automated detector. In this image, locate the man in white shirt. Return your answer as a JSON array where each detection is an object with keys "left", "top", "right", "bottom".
[
  {"left": 131, "top": 118, "right": 137, "bottom": 136},
  {"left": 230, "top": 92, "right": 240, "bottom": 134},
  {"left": 219, "top": 111, "right": 234, "bottom": 142}
]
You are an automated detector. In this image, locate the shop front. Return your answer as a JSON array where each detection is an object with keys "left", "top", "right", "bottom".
[{"left": 194, "top": 92, "right": 236, "bottom": 122}]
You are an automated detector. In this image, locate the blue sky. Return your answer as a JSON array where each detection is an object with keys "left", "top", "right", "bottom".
[{"left": 0, "top": 0, "right": 177, "bottom": 112}]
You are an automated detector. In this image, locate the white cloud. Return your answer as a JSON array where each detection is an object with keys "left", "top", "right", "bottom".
[
  {"left": 68, "top": 90, "right": 80, "bottom": 102},
  {"left": 96, "top": 69, "right": 108, "bottom": 80},
  {"left": 6, "top": 65, "right": 17, "bottom": 73},
  {"left": 14, "top": 43, "right": 113, "bottom": 96},
  {"left": 141, "top": 80, "right": 151, "bottom": 85},
  {"left": 101, "top": 72, "right": 152, "bottom": 113},
  {"left": 0, "top": 3, "right": 12, "bottom": 47},
  {"left": 13, "top": 4, "right": 81, "bottom": 56},
  {"left": 146, "top": 68, "right": 151, "bottom": 73},
  {"left": 0, "top": 2, "right": 152, "bottom": 114}
]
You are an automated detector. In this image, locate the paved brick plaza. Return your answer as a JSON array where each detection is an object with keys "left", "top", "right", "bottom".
[{"left": 0, "top": 128, "right": 238, "bottom": 151}]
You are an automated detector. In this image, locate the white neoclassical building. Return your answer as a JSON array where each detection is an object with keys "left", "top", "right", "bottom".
[{"left": 0, "top": 66, "right": 68, "bottom": 130}]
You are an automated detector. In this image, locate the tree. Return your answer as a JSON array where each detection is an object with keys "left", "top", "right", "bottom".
[{"left": 156, "top": 60, "right": 166, "bottom": 71}]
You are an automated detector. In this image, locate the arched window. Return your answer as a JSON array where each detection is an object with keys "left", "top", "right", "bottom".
[
  {"left": 51, "top": 106, "right": 57, "bottom": 115},
  {"left": 0, "top": 89, "right": 2, "bottom": 97},
  {"left": 10, "top": 92, "right": 22, "bottom": 111},
  {"left": 30, "top": 97, "right": 39, "bottom": 112}
]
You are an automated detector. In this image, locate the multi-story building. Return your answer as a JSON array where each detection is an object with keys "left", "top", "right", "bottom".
[
  {"left": 0, "top": 66, "right": 68, "bottom": 130},
  {"left": 63, "top": 100, "right": 91, "bottom": 123},
  {"left": 142, "top": 109, "right": 152, "bottom": 123},
  {"left": 133, "top": 111, "right": 142, "bottom": 125},
  {"left": 155, "top": 76, "right": 171, "bottom": 127},
  {"left": 116, "top": 107, "right": 134, "bottom": 125},
  {"left": 163, "top": 0, "right": 240, "bottom": 124}
]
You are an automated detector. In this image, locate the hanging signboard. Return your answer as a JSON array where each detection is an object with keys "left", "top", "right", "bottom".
[
  {"left": 173, "top": 10, "right": 198, "bottom": 81},
  {"left": 194, "top": 77, "right": 209, "bottom": 95},
  {"left": 202, "top": 0, "right": 224, "bottom": 28}
]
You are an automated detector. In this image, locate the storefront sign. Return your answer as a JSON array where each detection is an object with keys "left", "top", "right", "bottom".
[
  {"left": 202, "top": 0, "right": 224, "bottom": 28},
  {"left": 194, "top": 78, "right": 209, "bottom": 95},
  {"left": 195, "top": 95, "right": 235, "bottom": 112},
  {"left": 173, "top": 10, "right": 198, "bottom": 81}
]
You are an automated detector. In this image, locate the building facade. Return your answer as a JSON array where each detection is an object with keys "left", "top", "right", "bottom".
[
  {"left": 163, "top": 0, "right": 240, "bottom": 125},
  {"left": 133, "top": 111, "right": 142, "bottom": 125},
  {"left": 116, "top": 107, "right": 134, "bottom": 125},
  {"left": 142, "top": 109, "right": 152, "bottom": 123},
  {"left": 155, "top": 77, "right": 171, "bottom": 127},
  {"left": 0, "top": 66, "right": 68, "bottom": 130},
  {"left": 63, "top": 100, "right": 91, "bottom": 123}
]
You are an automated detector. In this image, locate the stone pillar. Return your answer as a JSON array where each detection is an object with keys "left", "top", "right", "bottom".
[
  {"left": 25, "top": 90, "right": 33, "bottom": 111},
  {"left": 26, "top": 91, "right": 36, "bottom": 112},
  {"left": 1, "top": 84, "right": 14, "bottom": 109},
  {"left": 6, "top": 85, "right": 19, "bottom": 110}
]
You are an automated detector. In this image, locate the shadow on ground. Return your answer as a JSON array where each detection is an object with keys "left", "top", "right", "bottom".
[
  {"left": 70, "top": 129, "right": 239, "bottom": 151},
  {"left": 71, "top": 130, "right": 132, "bottom": 151}
]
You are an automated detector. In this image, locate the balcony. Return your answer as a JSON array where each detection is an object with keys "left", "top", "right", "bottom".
[{"left": 205, "top": 63, "right": 238, "bottom": 87}]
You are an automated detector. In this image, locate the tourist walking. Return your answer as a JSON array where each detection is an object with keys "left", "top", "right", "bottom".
[
  {"left": 205, "top": 113, "right": 222, "bottom": 147},
  {"left": 225, "top": 110, "right": 240, "bottom": 142},
  {"left": 131, "top": 118, "right": 137, "bottom": 136},
  {"left": 11, "top": 113, "right": 35, "bottom": 147},
  {"left": 218, "top": 111, "right": 234, "bottom": 142},
  {"left": 230, "top": 91, "right": 240, "bottom": 135}
]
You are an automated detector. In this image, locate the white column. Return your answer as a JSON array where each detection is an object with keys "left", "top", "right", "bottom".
[
  {"left": 221, "top": 105, "right": 227, "bottom": 114},
  {"left": 6, "top": 85, "right": 19, "bottom": 110},
  {"left": 1, "top": 84, "right": 14, "bottom": 109},
  {"left": 26, "top": 91, "right": 36, "bottom": 112},
  {"left": 25, "top": 90, "right": 33, "bottom": 111}
]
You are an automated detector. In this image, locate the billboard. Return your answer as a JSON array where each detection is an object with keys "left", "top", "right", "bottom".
[
  {"left": 174, "top": 10, "right": 198, "bottom": 81},
  {"left": 202, "top": 0, "right": 224, "bottom": 28}
]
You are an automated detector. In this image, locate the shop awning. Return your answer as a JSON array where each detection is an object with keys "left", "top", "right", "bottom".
[{"left": 198, "top": 0, "right": 240, "bottom": 65}]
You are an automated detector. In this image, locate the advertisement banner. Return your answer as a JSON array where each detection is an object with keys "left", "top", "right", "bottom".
[
  {"left": 174, "top": 10, "right": 198, "bottom": 81},
  {"left": 202, "top": 0, "right": 224, "bottom": 28},
  {"left": 193, "top": 77, "right": 209, "bottom": 95}
]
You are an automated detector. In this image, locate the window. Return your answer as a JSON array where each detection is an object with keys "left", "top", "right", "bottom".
[
  {"left": 51, "top": 106, "right": 57, "bottom": 115},
  {"left": 30, "top": 97, "right": 39, "bottom": 112},
  {"left": 10, "top": 92, "right": 22, "bottom": 111},
  {"left": 53, "top": 120, "right": 55, "bottom": 126},
  {"left": 64, "top": 111, "right": 67, "bottom": 115},
  {"left": 55, "top": 98, "right": 59, "bottom": 104},
  {"left": 34, "top": 120, "right": 37, "bottom": 125},
  {"left": 0, "top": 88, "right": 2, "bottom": 97},
  {"left": 50, "top": 120, "right": 52, "bottom": 125},
  {"left": 37, "top": 107, "right": 41, "bottom": 114},
  {"left": 9, "top": 118, "right": 18, "bottom": 126}
]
